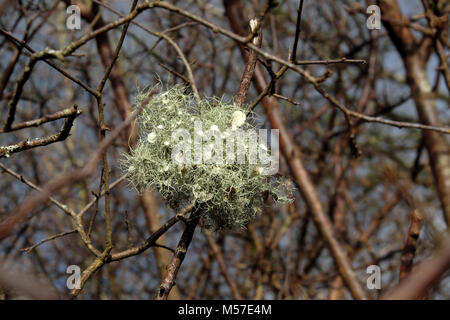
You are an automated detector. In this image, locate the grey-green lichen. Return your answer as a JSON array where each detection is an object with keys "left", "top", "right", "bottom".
[{"left": 120, "top": 86, "right": 292, "bottom": 230}]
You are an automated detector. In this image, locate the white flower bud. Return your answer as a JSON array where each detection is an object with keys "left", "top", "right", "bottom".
[
  {"left": 231, "top": 110, "right": 246, "bottom": 128},
  {"left": 249, "top": 18, "right": 259, "bottom": 33},
  {"left": 147, "top": 132, "right": 157, "bottom": 143}
]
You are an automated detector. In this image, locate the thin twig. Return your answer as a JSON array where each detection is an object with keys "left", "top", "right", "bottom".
[
  {"left": 0, "top": 105, "right": 81, "bottom": 158},
  {"left": 20, "top": 229, "right": 77, "bottom": 253},
  {"left": 156, "top": 212, "right": 200, "bottom": 300},
  {"left": 383, "top": 234, "right": 450, "bottom": 300},
  {"left": 295, "top": 58, "right": 366, "bottom": 65},
  {"left": 235, "top": 18, "right": 262, "bottom": 107},
  {"left": 204, "top": 230, "right": 242, "bottom": 299},
  {"left": 291, "top": 0, "right": 304, "bottom": 62},
  {"left": 0, "top": 106, "right": 80, "bottom": 133},
  {"left": 399, "top": 209, "right": 424, "bottom": 281},
  {"left": 0, "top": 105, "right": 142, "bottom": 241}
]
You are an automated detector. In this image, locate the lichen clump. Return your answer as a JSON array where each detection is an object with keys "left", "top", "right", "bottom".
[{"left": 121, "top": 86, "right": 292, "bottom": 230}]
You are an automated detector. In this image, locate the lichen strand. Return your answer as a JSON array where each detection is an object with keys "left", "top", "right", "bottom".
[{"left": 121, "top": 86, "right": 292, "bottom": 230}]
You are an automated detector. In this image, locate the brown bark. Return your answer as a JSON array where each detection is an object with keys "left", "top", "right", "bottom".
[
  {"left": 399, "top": 210, "right": 424, "bottom": 281},
  {"left": 224, "top": 0, "right": 367, "bottom": 300},
  {"left": 379, "top": 0, "right": 450, "bottom": 224},
  {"left": 65, "top": 0, "right": 180, "bottom": 299},
  {"left": 328, "top": 141, "right": 348, "bottom": 299},
  {"left": 64, "top": 0, "right": 131, "bottom": 119},
  {"left": 140, "top": 190, "right": 180, "bottom": 299},
  {"left": 384, "top": 236, "right": 450, "bottom": 299},
  {"left": 205, "top": 230, "right": 242, "bottom": 299},
  {"left": 156, "top": 215, "right": 199, "bottom": 300}
]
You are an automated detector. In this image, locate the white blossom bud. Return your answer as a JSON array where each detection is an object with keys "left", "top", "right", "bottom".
[
  {"left": 231, "top": 111, "right": 246, "bottom": 128},
  {"left": 147, "top": 132, "right": 157, "bottom": 143}
]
